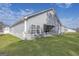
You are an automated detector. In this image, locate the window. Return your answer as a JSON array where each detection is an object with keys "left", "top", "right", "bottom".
[
  {"left": 30, "top": 25, "right": 40, "bottom": 35},
  {"left": 30, "top": 25, "right": 36, "bottom": 34},
  {"left": 31, "top": 25, "right": 35, "bottom": 29},
  {"left": 44, "top": 24, "right": 55, "bottom": 33},
  {"left": 37, "top": 25, "right": 40, "bottom": 34}
]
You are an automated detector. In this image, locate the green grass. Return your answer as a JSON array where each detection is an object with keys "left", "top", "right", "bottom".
[{"left": 0, "top": 33, "right": 79, "bottom": 56}]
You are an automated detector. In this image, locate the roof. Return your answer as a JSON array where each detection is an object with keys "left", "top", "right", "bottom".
[{"left": 11, "top": 8, "right": 62, "bottom": 27}]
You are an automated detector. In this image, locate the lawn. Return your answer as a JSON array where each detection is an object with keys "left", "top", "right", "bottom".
[{"left": 0, "top": 33, "right": 79, "bottom": 56}]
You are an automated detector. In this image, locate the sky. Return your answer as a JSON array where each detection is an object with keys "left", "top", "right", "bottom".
[{"left": 0, "top": 3, "right": 79, "bottom": 28}]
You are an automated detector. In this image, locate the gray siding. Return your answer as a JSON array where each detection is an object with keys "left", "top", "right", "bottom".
[
  {"left": 25, "top": 11, "right": 48, "bottom": 39},
  {"left": 10, "top": 21, "right": 24, "bottom": 39},
  {"left": 26, "top": 12, "right": 47, "bottom": 32},
  {"left": 46, "top": 10, "right": 61, "bottom": 34}
]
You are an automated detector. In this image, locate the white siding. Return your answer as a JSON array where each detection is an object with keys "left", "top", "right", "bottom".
[
  {"left": 27, "top": 12, "right": 47, "bottom": 31},
  {"left": 10, "top": 21, "right": 25, "bottom": 39}
]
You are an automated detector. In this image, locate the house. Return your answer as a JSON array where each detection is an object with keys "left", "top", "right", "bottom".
[
  {"left": 61, "top": 25, "right": 76, "bottom": 33},
  {"left": 10, "top": 8, "right": 63, "bottom": 40},
  {"left": 3, "top": 25, "right": 10, "bottom": 34},
  {"left": 0, "top": 22, "right": 10, "bottom": 34}
]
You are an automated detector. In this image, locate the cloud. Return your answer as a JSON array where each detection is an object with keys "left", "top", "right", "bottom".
[
  {"left": 56, "top": 3, "right": 72, "bottom": 8},
  {"left": 72, "top": 17, "right": 79, "bottom": 28},
  {"left": 0, "top": 3, "right": 11, "bottom": 8},
  {"left": 0, "top": 3, "right": 34, "bottom": 25}
]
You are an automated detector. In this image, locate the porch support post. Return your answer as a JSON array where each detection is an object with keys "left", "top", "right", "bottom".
[
  {"left": 23, "top": 18, "right": 27, "bottom": 40},
  {"left": 24, "top": 20, "right": 27, "bottom": 32}
]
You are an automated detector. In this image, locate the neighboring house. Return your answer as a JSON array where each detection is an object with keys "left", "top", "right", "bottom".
[
  {"left": 61, "top": 25, "right": 76, "bottom": 33},
  {"left": 10, "top": 8, "right": 63, "bottom": 40},
  {"left": 0, "top": 22, "right": 10, "bottom": 34},
  {"left": 3, "top": 25, "right": 10, "bottom": 34}
]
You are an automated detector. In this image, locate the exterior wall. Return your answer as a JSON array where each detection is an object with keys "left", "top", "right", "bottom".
[
  {"left": 60, "top": 26, "right": 65, "bottom": 34},
  {"left": 25, "top": 10, "right": 61, "bottom": 39},
  {"left": 25, "top": 11, "right": 48, "bottom": 39},
  {"left": 46, "top": 10, "right": 61, "bottom": 35},
  {"left": 10, "top": 21, "right": 25, "bottom": 39}
]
